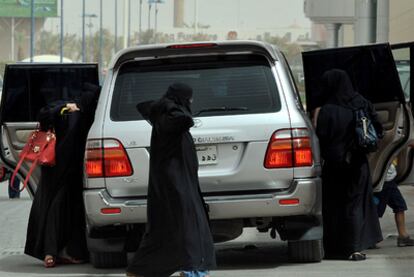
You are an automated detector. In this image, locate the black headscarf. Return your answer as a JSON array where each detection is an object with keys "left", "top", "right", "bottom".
[
  {"left": 322, "top": 69, "right": 358, "bottom": 108},
  {"left": 164, "top": 82, "right": 193, "bottom": 113}
]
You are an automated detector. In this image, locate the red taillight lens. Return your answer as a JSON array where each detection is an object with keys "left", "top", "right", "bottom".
[
  {"left": 264, "top": 130, "right": 293, "bottom": 168},
  {"left": 0, "top": 167, "right": 5, "bottom": 180},
  {"left": 166, "top": 43, "right": 217, "bottom": 49},
  {"left": 264, "top": 129, "right": 313, "bottom": 169},
  {"left": 293, "top": 137, "right": 313, "bottom": 167},
  {"left": 101, "top": 207, "right": 122, "bottom": 214},
  {"left": 279, "top": 198, "right": 300, "bottom": 205},
  {"left": 85, "top": 144, "right": 104, "bottom": 177},
  {"left": 85, "top": 139, "right": 133, "bottom": 178}
]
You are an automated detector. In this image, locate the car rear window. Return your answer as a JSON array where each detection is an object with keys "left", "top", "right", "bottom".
[{"left": 110, "top": 54, "right": 281, "bottom": 121}]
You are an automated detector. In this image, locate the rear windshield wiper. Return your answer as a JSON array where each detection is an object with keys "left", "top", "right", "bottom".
[{"left": 193, "top": 106, "right": 249, "bottom": 116}]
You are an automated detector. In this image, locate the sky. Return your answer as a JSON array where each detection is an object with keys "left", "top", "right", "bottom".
[{"left": 44, "top": 0, "right": 311, "bottom": 39}]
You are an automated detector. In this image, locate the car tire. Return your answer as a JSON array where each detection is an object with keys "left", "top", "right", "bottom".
[
  {"left": 288, "top": 239, "right": 324, "bottom": 263},
  {"left": 90, "top": 251, "right": 127, "bottom": 268}
]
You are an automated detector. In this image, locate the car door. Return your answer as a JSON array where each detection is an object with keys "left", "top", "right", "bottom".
[
  {"left": 0, "top": 63, "right": 99, "bottom": 196},
  {"left": 391, "top": 42, "right": 414, "bottom": 185},
  {"left": 302, "top": 43, "right": 413, "bottom": 190}
]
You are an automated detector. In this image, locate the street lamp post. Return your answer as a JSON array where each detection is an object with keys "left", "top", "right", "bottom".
[
  {"left": 139, "top": 0, "right": 142, "bottom": 43},
  {"left": 115, "top": 0, "right": 118, "bottom": 53},
  {"left": 82, "top": 0, "right": 86, "bottom": 62},
  {"left": 148, "top": 3, "right": 152, "bottom": 32},
  {"left": 128, "top": 0, "right": 131, "bottom": 47},
  {"left": 123, "top": 0, "right": 128, "bottom": 49},
  {"left": 87, "top": 18, "right": 93, "bottom": 62},
  {"left": 30, "top": 0, "right": 35, "bottom": 62},
  {"left": 85, "top": 14, "right": 97, "bottom": 62},
  {"left": 60, "top": 0, "right": 64, "bottom": 63},
  {"left": 154, "top": 2, "right": 158, "bottom": 43},
  {"left": 193, "top": 0, "right": 198, "bottom": 35},
  {"left": 99, "top": 0, "right": 103, "bottom": 72}
]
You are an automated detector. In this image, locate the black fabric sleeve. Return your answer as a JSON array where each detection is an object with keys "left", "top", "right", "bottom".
[
  {"left": 38, "top": 100, "right": 67, "bottom": 130},
  {"left": 78, "top": 83, "right": 100, "bottom": 115},
  {"left": 161, "top": 106, "right": 194, "bottom": 134},
  {"left": 137, "top": 100, "right": 156, "bottom": 125},
  {"left": 316, "top": 107, "right": 330, "bottom": 144}
]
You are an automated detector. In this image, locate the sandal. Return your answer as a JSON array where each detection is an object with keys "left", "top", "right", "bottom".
[
  {"left": 57, "top": 256, "right": 85, "bottom": 265},
  {"left": 348, "top": 252, "right": 366, "bottom": 261},
  {"left": 44, "top": 255, "right": 56, "bottom": 268}
]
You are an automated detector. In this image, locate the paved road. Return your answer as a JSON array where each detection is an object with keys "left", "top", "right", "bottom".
[{"left": 0, "top": 182, "right": 413, "bottom": 277}]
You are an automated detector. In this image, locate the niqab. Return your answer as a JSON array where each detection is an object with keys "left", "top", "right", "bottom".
[
  {"left": 316, "top": 69, "right": 383, "bottom": 259},
  {"left": 127, "top": 83, "right": 216, "bottom": 276},
  {"left": 165, "top": 82, "right": 193, "bottom": 113},
  {"left": 25, "top": 83, "right": 100, "bottom": 261},
  {"left": 323, "top": 69, "right": 357, "bottom": 105}
]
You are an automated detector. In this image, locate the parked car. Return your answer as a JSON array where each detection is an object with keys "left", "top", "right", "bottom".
[
  {"left": 302, "top": 42, "right": 414, "bottom": 193},
  {"left": 0, "top": 41, "right": 324, "bottom": 267}
]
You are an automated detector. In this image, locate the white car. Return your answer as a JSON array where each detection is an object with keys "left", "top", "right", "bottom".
[{"left": 0, "top": 41, "right": 324, "bottom": 268}]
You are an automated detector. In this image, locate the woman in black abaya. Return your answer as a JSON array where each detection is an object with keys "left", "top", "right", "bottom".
[
  {"left": 127, "top": 83, "right": 216, "bottom": 277},
  {"left": 316, "top": 69, "right": 383, "bottom": 261},
  {"left": 24, "top": 84, "right": 100, "bottom": 267}
]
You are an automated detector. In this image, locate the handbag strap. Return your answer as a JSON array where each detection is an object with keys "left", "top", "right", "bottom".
[
  {"left": 10, "top": 150, "right": 29, "bottom": 192},
  {"left": 10, "top": 136, "right": 51, "bottom": 192}
]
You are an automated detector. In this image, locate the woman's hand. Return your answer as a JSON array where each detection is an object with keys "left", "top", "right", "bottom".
[{"left": 66, "top": 103, "right": 80, "bottom": 113}]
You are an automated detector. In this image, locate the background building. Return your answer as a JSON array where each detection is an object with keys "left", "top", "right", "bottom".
[
  {"left": 304, "top": 0, "right": 414, "bottom": 48},
  {"left": 0, "top": 0, "right": 56, "bottom": 61}
]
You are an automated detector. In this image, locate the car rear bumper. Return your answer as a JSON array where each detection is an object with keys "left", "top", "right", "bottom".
[{"left": 83, "top": 177, "right": 322, "bottom": 227}]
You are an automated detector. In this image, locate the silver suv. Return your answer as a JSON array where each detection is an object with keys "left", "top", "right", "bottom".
[
  {"left": 0, "top": 41, "right": 323, "bottom": 268},
  {"left": 83, "top": 41, "right": 323, "bottom": 267}
]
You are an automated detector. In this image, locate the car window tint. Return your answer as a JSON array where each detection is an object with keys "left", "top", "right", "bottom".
[
  {"left": 111, "top": 55, "right": 280, "bottom": 121},
  {"left": 1, "top": 65, "right": 98, "bottom": 123},
  {"left": 398, "top": 68, "right": 410, "bottom": 100},
  {"left": 393, "top": 47, "right": 411, "bottom": 102}
]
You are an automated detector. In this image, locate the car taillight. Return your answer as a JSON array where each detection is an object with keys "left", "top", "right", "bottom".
[
  {"left": 101, "top": 207, "right": 122, "bottom": 214},
  {"left": 85, "top": 139, "right": 133, "bottom": 178},
  {"left": 264, "top": 128, "right": 313, "bottom": 168},
  {"left": 166, "top": 43, "right": 217, "bottom": 49}
]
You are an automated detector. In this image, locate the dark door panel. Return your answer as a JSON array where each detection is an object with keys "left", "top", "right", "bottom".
[
  {"left": 0, "top": 63, "right": 99, "bottom": 194},
  {"left": 303, "top": 43, "right": 405, "bottom": 112}
]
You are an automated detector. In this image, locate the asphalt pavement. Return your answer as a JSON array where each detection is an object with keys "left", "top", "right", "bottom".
[{"left": 0, "top": 181, "right": 413, "bottom": 277}]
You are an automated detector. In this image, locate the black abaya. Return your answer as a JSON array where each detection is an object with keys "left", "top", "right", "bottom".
[
  {"left": 127, "top": 83, "right": 216, "bottom": 277},
  {"left": 24, "top": 87, "right": 99, "bottom": 261},
  {"left": 316, "top": 69, "right": 383, "bottom": 259}
]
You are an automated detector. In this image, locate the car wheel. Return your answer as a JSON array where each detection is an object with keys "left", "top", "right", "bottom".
[
  {"left": 288, "top": 239, "right": 324, "bottom": 262},
  {"left": 90, "top": 251, "right": 127, "bottom": 268}
]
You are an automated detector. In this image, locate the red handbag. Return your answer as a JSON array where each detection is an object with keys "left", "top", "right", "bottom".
[{"left": 10, "top": 130, "right": 56, "bottom": 192}]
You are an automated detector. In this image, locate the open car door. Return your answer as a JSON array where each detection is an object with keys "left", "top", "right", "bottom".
[
  {"left": 302, "top": 43, "right": 414, "bottom": 190},
  {"left": 391, "top": 42, "right": 414, "bottom": 185},
  {"left": 0, "top": 63, "right": 99, "bottom": 196}
]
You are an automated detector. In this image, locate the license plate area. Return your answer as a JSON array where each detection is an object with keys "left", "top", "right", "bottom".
[{"left": 196, "top": 145, "right": 218, "bottom": 165}]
